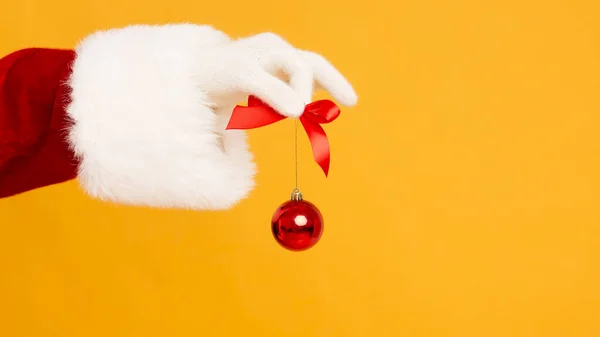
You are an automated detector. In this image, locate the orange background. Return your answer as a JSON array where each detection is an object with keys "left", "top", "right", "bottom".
[{"left": 1, "top": 0, "right": 599, "bottom": 336}]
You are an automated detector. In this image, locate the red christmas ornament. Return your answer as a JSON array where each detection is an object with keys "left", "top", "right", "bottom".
[
  {"left": 271, "top": 189, "right": 324, "bottom": 251},
  {"left": 226, "top": 96, "right": 339, "bottom": 251}
]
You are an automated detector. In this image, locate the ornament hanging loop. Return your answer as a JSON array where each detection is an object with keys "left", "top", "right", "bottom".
[
  {"left": 290, "top": 119, "right": 303, "bottom": 202},
  {"left": 290, "top": 188, "right": 303, "bottom": 201}
]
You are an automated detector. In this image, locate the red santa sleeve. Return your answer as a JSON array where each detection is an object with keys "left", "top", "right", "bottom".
[
  {"left": 0, "top": 48, "right": 77, "bottom": 198},
  {"left": 0, "top": 24, "right": 256, "bottom": 210}
]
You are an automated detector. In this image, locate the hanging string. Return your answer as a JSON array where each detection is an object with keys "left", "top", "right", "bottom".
[{"left": 294, "top": 118, "right": 299, "bottom": 191}]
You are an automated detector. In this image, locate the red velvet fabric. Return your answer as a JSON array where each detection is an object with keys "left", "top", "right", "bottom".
[{"left": 0, "top": 48, "right": 78, "bottom": 198}]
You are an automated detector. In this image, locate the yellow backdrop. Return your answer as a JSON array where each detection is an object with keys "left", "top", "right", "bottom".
[{"left": 1, "top": 0, "right": 599, "bottom": 336}]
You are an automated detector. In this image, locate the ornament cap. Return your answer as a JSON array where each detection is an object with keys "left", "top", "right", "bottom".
[{"left": 290, "top": 188, "right": 303, "bottom": 201}]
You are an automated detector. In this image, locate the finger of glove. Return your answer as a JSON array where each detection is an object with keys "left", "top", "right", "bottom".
[
  {"left": 300, "top": 50, "right": 358, "bottom": 107},
  {"left": 260, "top": 48, "right": 314, "bottom": 104},
  {"left": 238, "top": 69, "right": 306, "bottom": 118}
]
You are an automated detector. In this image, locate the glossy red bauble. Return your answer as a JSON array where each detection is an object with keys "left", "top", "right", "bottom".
[{"left": 271, "top": 199, "right": 324, "bottom": 251}]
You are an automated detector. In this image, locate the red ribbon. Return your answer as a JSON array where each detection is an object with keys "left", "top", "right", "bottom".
[{"left": 226, "top": 96, "right": 341, "bottom": 177}]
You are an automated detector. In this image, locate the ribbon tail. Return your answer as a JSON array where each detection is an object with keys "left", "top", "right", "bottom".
[
  {"left": 300, "top": 117, "right": 331, "bottom": 177},
  {"left": 226, "top": 105, "right": 286, "bottom": 130}
]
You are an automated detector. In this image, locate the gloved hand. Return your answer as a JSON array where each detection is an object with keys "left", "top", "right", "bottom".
[{"left": 196, "top": 31, "right": 357, "bottom": 117}]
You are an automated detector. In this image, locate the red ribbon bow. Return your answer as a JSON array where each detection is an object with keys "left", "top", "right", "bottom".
[{"left": 226, "top": 96, "right": 341, "bottom": 176}]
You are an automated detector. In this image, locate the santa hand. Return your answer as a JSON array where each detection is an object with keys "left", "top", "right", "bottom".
[
  {"left": 196, "top": 32, "right": 358, "bottom": 117},
  {"left": 65, "top": 24, "right": 358, "bottom": 210}
]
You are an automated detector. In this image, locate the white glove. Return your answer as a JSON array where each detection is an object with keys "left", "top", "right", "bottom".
[
  {"left": 196, "top": 32, "right": 357, "bottom": 117},
  {"left": 66, "top": 24, "right": 357, "bottom": 210}
]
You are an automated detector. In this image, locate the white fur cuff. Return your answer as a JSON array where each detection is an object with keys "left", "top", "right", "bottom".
[{"left": 65, "top": 24, "right": 256, "bottom": 210}]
